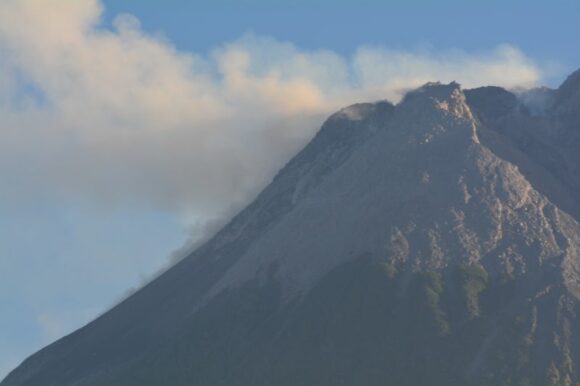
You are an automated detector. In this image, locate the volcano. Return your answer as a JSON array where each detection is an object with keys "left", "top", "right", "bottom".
[{"left": 3, "top": 70, "right": 580, "bottom": 386}]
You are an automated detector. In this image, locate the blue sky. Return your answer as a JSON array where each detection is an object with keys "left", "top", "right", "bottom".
[
  {"left": 100, "top": 0, "right": 580, "bottom": 83},
  {"left": 1, "top": 0, "right": 579, "bottom": 379}
]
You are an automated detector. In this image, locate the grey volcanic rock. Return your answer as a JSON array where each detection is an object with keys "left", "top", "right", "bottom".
[
  {"left": 3, "top": 71, "right": 580, "bottom": 386},
  {"left": 209, "top": 81, "right": 578, "bottom": 298},
  {"left": 553, "top": 69, "right": 580, "bottom": 125}
]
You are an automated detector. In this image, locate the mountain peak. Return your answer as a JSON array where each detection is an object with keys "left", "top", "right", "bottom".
[
  {"left": 554, "top": 68, "right": 580, "bottom": 123},
  {"left": 203, "top": 79, "right": 580, "bottom": 300},
  {"left": 402, "top": 81, "right": 462, "bottom": 102},
  {"left": 399, "top": 81, "right": 474, "bottom": 121},
  {"left": 560, "top": 67, "right": 580, "bottom": 90},
  {"left": 4, "top": 72, "right": 580, "bottom": 386}
]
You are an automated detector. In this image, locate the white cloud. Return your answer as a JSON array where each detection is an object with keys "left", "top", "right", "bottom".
[
  {"left": 0, "top": 2, "right": 550, "bottom": 377},
  {"left": 0, "top": 0, "right": 543, "bottom": 231}
]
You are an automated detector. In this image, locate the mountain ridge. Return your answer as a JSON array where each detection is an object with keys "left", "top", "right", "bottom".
[{"left": 3, "top": 70, "right": 580, "bottom": 386}]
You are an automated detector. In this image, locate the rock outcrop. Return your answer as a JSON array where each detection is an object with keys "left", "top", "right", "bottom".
[{"left": 3, "top": 70, "right": 580, "bottom": 386}]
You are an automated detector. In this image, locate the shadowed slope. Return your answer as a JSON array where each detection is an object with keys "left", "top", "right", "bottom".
[{"left": 3, "top": 71, "right": 580, "bottom": 386}]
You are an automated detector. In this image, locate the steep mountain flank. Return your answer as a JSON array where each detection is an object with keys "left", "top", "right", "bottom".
[{"left": 3, "top": 72, "right": 580, "bottom": 386}]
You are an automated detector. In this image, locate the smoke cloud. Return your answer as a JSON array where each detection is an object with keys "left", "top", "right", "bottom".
[{"left": 0, "top": 0, "right": 543, "bottom": 229}]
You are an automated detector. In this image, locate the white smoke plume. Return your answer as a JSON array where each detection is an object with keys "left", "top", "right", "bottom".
[{"left": 0, "top": 0, "right": 543, "bottom": 230}]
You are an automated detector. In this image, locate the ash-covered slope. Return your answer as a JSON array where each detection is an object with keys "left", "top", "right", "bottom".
[{"left": 3, "top": 73, "right": 580, "bottom": 386}]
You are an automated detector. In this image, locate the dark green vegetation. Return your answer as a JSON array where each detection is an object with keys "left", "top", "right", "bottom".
[{"left": 44, "top": 257, "right": 577, "bottom": 386}]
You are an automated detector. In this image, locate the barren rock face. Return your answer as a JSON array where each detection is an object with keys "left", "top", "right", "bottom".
[
  {"left": 554, "top": 69, "right": 580, "bottom": 125},
  {"left": 207, "top": 81, "right": 580, "bottom": 301},
  {"left": 3, "top": 71, "right": 580, "bottom": 386}
]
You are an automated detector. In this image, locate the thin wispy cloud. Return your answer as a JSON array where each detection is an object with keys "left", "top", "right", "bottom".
[{"left": 0, "top": 0, "right": 542, "bottom": 230}]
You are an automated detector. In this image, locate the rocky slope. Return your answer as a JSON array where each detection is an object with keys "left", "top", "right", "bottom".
[{"left": 2, "top": 70, "right": 580, "bottom": 386}]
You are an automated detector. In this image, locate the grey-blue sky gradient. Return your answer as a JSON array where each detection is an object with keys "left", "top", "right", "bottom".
[{"left": 1, "top": 0, "right": 579, "bottom": 378}]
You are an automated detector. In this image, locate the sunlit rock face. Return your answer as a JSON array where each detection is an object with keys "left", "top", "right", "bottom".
[{"left": 3, "top": 70, "right": 580, "bottom": 386}]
